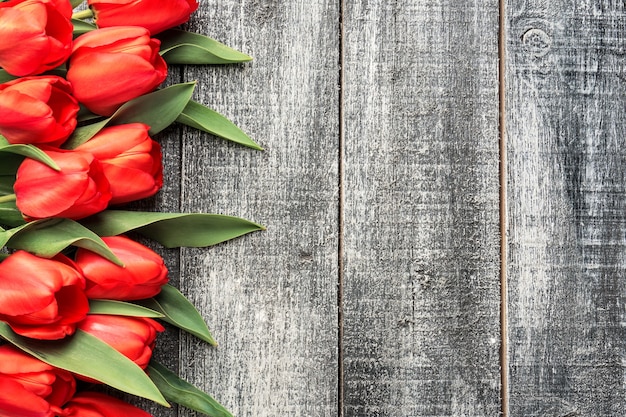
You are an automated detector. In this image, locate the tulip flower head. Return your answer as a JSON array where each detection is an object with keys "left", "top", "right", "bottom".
[
  {"left": 67, "top": 26, "right": 168, "bottom": 116},
  {"left": 75, "top": 123, "right": 163, "bottom": 204},
  {"left": 75, "top": 235, "right": 168, "bottom": 301},
  {"left": 0, "top": 251, "right": 89, "bottom": 340},
  {"left": 88, "top": 0, "right": 199, "bottom": 35},
  {"left": 0, "top": 345, "right": 76, "bottom": 417},
  {"left": 62, "top": 392, "right": 153, "bottom": 417},
  {"left": 78, "top": 315, "right": 164, "bottom": 370},
  {"left": 0, "top": 76, "right": 79, "bottom": 147},
  {"left": 0, "top": 0, "right": 73, "bottom": 76},
  {"left": 14, "top": 149, "right": 112, "bottom": 220}
]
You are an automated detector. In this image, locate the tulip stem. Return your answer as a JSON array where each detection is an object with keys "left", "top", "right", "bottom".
[
  {"left": 72, "top": 9, "right": 93, "bottom": 20},
  {"left": 0, "top": 194, "right": 15, "bottom": 204}
]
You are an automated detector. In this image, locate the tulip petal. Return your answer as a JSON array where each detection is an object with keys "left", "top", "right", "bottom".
[
  {"left": 16, "top": 169, "right": 90, "bottom": 218},
  {"left": 89, "top": 0, "right": 198, "bottom": 35},
  {"left": 64, "top": 392, "right": 152, "bottom": 417},
  {"left": 0, "top": 8, "right": 49, "bottom": 76},
  {"left": 0, "top": 251, "right": 87, "bottom": 339},
  {"left": 0, "top": 376, "right": 53, "bottom": 417},
  {"left": 0, "top": 91, "right": 56, "bottom": 144},
  {"left": 69, "top": 52, "right": 166, "bottom": 114},
  {"left": 14, "top": 150, "right": 111, "bottom": 220}
]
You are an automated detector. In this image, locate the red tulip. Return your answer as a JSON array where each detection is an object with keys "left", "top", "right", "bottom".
[
  {"left": 78, "top": 315, "right": 164, "bottom": 370},
  {"left": 0, "top": 76, "right": 79, "bottom": 147},
  {"left": 0, "top": 0, "right": 73, "bottom": 76},
  {"left": 0, "top": 251, "right": 89, "bottom": 340},
  {"left": 62, "top": 392, "right": 153, "bottom": 417},
  {"left": 67, "top": 26, "right": 167, "bottom": 116},
  {"left": 88, "top": 0, "right": 199, "bottom": 35},
  {"left": 0, "top": 375, "right": 54, "bottom": 417},
  {"left": 75, "top": 123, "right": 163, "bottom": 204},
  {"left": 75, "top": 235, "right": 168, "bottom": 301},
  {"left": 0, "top": 345, "right": 75, "bottom": 416},
  {"left": 14, "top": 149, "right": 112, "bottom": 220}
]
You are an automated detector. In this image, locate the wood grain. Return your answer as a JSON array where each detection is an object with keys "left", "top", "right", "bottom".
[
  {"left": 342, "top": 1, "right": 501, "bottom": 415},
  {"left": 177, "top": 1, "right": 340, "bottom": 416},
  {"left": 506, "top": 2, "right": 626, "bottom": 415}
]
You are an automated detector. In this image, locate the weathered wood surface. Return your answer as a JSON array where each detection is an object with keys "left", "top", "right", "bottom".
[
  {"left": 506, "top": 2, "right": 626, "bottom": 416},
  {"left": 342, "top": 1, "right": 501, "bottom": 416},
  {"left": 177, "top": 1, "right": 340, "bottom": 416},
  {"left": 142, "top": 1, "right": 626, "bottom": 416}
]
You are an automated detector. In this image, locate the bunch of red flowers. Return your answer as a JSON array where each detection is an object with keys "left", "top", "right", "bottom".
[{"left": 0, "top": 1, "right": 261, "bottom": 416}]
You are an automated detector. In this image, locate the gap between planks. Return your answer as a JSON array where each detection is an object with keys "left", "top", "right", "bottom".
[
  {"left": 337, "top": 0, "right": 346, "bottom": 416},
  {"left": 498, "top": 0, "right": 509, "bottom": 415}
]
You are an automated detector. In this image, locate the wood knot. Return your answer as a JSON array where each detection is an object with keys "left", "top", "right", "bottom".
[{"left": 522, "top": 28, "right": 552, "bottom": 57}]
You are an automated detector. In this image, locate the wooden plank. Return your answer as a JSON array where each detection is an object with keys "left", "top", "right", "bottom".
[
  {"left": 177, "top": 2, "right": 340, "bottom": 416},
  {"left": 342, "top": 1, "right": 501, "bottom": 415},
  {"left": 506, "top": 2, "right": 626, "bottom": 415}
]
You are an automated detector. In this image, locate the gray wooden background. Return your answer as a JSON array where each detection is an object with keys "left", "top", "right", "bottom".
[{"left": 145, "top": 1, "right": 626, "bottom": 416}]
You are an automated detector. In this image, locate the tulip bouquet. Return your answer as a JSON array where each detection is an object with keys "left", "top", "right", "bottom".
[{"left": 0, "top": 0, "right": 263, "bottom": 416}]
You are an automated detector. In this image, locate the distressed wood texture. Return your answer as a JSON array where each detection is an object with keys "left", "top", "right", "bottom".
[
  {"left": 177, "top": 1, "right": 340, "bottom": 416},
  {"left": 342, "top": 1, "right": 502, "bottom": 416},
  {"left": 506, "top": 2, "right": 626, "bottom": 416}
]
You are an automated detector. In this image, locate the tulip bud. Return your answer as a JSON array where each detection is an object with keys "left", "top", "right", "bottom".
[
  {"left": 75, "top": 123, "right": 163, "bottom": 204},
  {"left": 0, "top": 251, "right": 89, "bottom": 340},
  {"left": 78, "top": 315, "right": 164, "bottom": 370},
  {"left": 0, "top": 345, "right": 76, "bottom": 417},
  {"left": 75, "top": 235, "right": 168, "bottom": 301},
  {"left": 67, "top": 26, "right": 168, "bottom": 116},
  {"left": 63, "top": 392, "right": 153, "bottom": 417},
  {"left": 0, "top": 0, "right": 73, "bottom": 76},
  {"left": 0, "top": 76, "right": 79, "bottom": 147},
  {"left": 88, "top": 0, "right": 199, "bottom": 35},
  {"left": 14, "top": 149, "right": 112, "bottom": 220}
]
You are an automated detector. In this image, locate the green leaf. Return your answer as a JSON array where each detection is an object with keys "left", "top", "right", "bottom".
[
  {"left": 110, "top": 82, "right": 196, "bottom": 135},
  {"left": 89, "top": 300, "right": 164, "bottom": 318},
  {"left": 0, "top": 138, "right": 60, "bottom": 170},
  {"left": 0, "top": 221, "right": 33, "bottom": 249},
  {"left": 65, "top": 83, "right": 196, "bottom": 148},
  {"left": 0, "top": 152, "right": 21, "bottom": 175},
  {"left": 70, "top": 0, "right": 84, "bottom": 7},
  {"left": 177, "top": 100, "right": 262, "bottom": 150},
  {"left": 158, "top": 29, "right": 252, "bottom": 65},
  {"left": 82, "top": 210, "right": 264, "bottom": 248},
  {"left": 63, "top": 118, "right": 110, "bottom": 149},
  {"left": 0, "top": 323, "right": 168, "bottom": 406},
  {"left": 72, "top": 18, "right": 95, "bottom": 36},
  {"left": 0, "top": 153, "right": 18, "bottom": 197},
  {"left": 148, "top": 361, "right": 231, "bottom": 417},
  {"left": 77, "top": 106, "right": 101, "bottom": 123},
  {"left": 0, "top": 218, "right": 123, "bottom": 265},
  {"left": 0, "top": 201, "right": 24, "bottom": 228},
  {"left": 0, "top": 178, "right": 14, "bottom": 195},
  {"left": 0, "top": 70, "right": 16, "bottom": 84},
  {"left": 139, "top": 285, "right": 216, "bottom": 346}
]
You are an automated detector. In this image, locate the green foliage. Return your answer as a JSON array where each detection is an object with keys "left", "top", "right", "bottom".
[
  {"left": 82, "top": 210, "right": 264, "bottom": 248},
  {"left": 178, "top": 100, "right": 263, "bottom": 150},
  {"left": 158, "top": 29, "right": 252, "bottom": 64},
  {"left": 88, "top": 300, "right": 164, "bottom": 318},
  {"left": 0, "top": 137, "right": 59, "bottom": 170},
  {"left": 0, "top": 324, "right": 168, "bottom": 406},
  {"left": 72, "top": 18, "right": 96, "bottom": 36},
  {"left": 64, "top": 83, "right": 196, "bottom": 149},
  {"left": 139, "top": 285, "right": 216, "bottom": 346},
  {"left": 0, "top": 218, "right": 123, "bottom": 265},
  {"left": 149, "top": 361, "right": 232, "bottom": 417}
]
